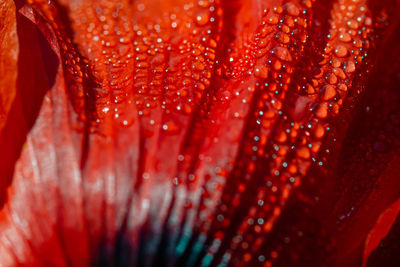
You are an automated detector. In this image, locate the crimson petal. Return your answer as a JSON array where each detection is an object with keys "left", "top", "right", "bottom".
[{"left": 0, "top": 0, "right": 399, "bottom": 266}]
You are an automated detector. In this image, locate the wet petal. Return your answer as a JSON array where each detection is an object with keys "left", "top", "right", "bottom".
[
  {"left": 0, "top": 0, "right": 18, "bottom": 133},
  {"left": 0, "top": 0, "right": 399, "bottom": 266}
]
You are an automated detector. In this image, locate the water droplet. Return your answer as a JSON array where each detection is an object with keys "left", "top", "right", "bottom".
[
  {"left": 364, "top": 17, "right": 372, "bottom": 26},
  {"left": 275, "top": 131, "right": 287, "bottom": 143},
  {"left": 313, "top": 124, "right": 325, "bottom": 139},
  {"left": 192, "top": 62, "right": 205, "bottom": 71},
  {"left": 352, "top": 40, "right": 362, "bottom": 49},
  {"left": 296, "top": 146, "right": 310, "bottom": 159},
  {"left": 333, "top": 67, "right": 346, "bottom": 79},
  {"left": 344, "top": 60, "right": 355, "bottom": 73},
  {"left": 119, "top": 37, "right": 131, "bottom": 44},
  {"left": 275, "top": 32, "right": 290, "bottom": 44},
  {"left": 326, "top": 73, "right": 337, "bottom": 85},
  {"left": 267, "top": 15, "right": 279, "bottom": 25},
  {"left": 334, "top": 44, "right": 348, "bottom": 57},
  {"left": 331, "top": 58, "right": 341, "bottom": 68},
  {"left": 197, "top": 0, "right": 210, "bottom": 7},
  {"left": 284, "top": 2, "right": 300, "bottom": 16},
  {"left": 315, "top": 102, "right": 328, "bottom": 119},
  {"left": 306, "top": 84, "right": 316, "bottom": 94},
  {"left": 339, "top": 33, "right": 351, "bottom": 42},
  {"left": 338, "top": 83, "right": 348, "bottom": 92},
  {"left": 271, "top": 46, "right": 292, "bottom": 61},
  {"left": 321, "top": 85, "right": 336, "bottom": 100},
  {"left": 271, "top": 59, "right": 282, "bottom": 70},
  {"left": 347, "top": 19, "right": 359, "bottom": 29},
  {"left": 196, "top": 12, "right": 210, "bottom": 26},
  {"left": 254, "top": 65, "right": 269, "bottom": 79}
]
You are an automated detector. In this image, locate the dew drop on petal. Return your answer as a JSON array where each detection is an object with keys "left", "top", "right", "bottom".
[
  {"left": 334, "top": 44, "right": 348, "bottom": 57},
  {"left": 254, "top": 65, "right": 269, "bottom": 79}
]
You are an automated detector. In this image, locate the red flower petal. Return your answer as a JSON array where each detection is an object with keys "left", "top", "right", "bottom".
[
  {"left": 366, "top": 203, "right": 400, "bottom": 266},
  {"left": 0, "top": 0, "right": 18, "bottom": 133},
  {"left": 364, "top": 196, "right": 400, "bottom": 267},
  {"left": 0, "top": 0, "right": 399, "bottom": 266}
]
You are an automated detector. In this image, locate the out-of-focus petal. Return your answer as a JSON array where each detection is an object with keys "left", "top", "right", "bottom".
[
  {"left": 366, "top": 202, "right": 400, "bottom": 266},
  {"left": 364, "top": 195, "right": 400, "bottom": 267},
  {"left": 0, "top": 0, "right": 18, "bottom": 133}
]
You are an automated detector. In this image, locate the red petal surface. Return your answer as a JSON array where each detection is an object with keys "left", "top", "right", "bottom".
[
  {"left": 0, "top": 0, "right": 18, "bottom": 133},
  {"left": 366, "top": 200, "right": 400, "bottom": 266},
  {"left": 0, "top": 0, "right": 399, "bottom": 266},
  {"left": 364, "top": 196, "right": 400, "bottom": 267}
]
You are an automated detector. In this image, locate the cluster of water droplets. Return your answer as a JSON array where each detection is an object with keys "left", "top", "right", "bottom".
[
  {"left": 195, "top": 1, "right": 319, "bottom": 266},
  {"left": 20, "top": 0, "right": 391, "bottom": 265},
  {"left": 192, "top": 0, "right": 385, "bottom": 265}
]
